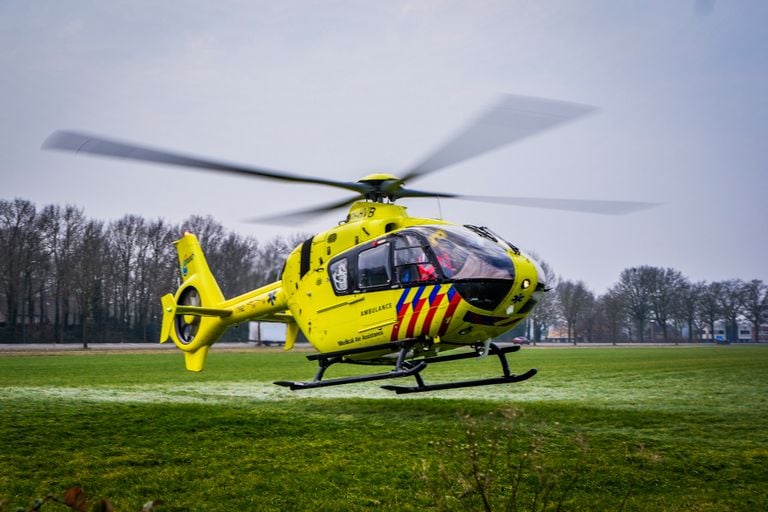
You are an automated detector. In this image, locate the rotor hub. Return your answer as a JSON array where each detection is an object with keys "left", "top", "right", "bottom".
[{"left": 357, "top": 173, "right": 402, "bottom": 203}]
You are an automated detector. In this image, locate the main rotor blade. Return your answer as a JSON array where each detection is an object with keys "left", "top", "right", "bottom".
[
  {"left": 244, "top": 195, "right": 362, "bottom": 225},
  {"left": 398, "top": 95, "right": 597, "bottom": 185},
  {"left": 437, "top": 194, "right": 660, "bottom": 215},
  {"left": 42, "top": 130, "right": 366, "bottom": 194}
]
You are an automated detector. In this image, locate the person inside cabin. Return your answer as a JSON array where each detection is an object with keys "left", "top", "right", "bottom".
[{"left": 394, "top": 234, "right": 437, "bottom": 284}]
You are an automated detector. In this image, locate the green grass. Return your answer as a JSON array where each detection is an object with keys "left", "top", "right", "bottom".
[{"left": 1, "top": 346, "right": 767, "bottom": 511}]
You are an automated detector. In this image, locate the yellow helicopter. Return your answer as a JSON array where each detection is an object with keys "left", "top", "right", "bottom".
[{"left": 43, "top": 95, "right": 654, "bottom": 393}]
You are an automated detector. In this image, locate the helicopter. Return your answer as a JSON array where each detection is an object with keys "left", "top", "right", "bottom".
[{"left": 43, "top": 94, "right": 655, "bottom": 393}]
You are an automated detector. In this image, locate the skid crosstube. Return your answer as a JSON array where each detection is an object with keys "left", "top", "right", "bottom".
[{"left": 273, "top": 339, "right": 537, "bottom": 393}]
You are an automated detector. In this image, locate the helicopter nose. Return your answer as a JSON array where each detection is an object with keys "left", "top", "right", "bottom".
[{"left": 454, "top": 281, "right": 513, "bottom": 311}]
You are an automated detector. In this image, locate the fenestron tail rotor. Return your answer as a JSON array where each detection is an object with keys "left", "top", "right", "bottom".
[{"left": 176, "top": 287, "right": 201, "bottom": 344}]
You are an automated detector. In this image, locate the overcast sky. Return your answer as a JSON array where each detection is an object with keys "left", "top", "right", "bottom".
[{"left": 2, "top": 1, "right": 766, "bottom": 293}]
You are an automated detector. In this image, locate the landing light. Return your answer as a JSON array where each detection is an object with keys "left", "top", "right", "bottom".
[{"left": 521, "top": 278, "right": 531, "bottom": 290}]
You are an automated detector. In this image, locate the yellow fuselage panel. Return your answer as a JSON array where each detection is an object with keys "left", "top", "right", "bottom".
[
  {"left": 288, "top": 277, "right": 535, "bottom": 354},
  {"left": 280, "top": 204, "right": 540, "bottom": 354}
]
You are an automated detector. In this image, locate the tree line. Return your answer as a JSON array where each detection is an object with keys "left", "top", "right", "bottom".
[
  {"left": 0, "top": 198, "right": 304, "bottom": 344},
  {"left": 2, "top": 198, "right": 765, "bottom": 344},
  {"left": 528, "top": 263, "right": 767, "bottom": 344}
]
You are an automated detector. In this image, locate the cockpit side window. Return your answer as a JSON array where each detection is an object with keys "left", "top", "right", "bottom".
[
  {"left": 357, "top": 243, "right": 391, "bottom": 289},
  {"left": 418, "top": 226, "right": 515, "bottom": 280},
  {"left": 426, "top": 230, "right": 466, "bottom": 279},
  {"left": 393, "top": 233, "right": 437, "bottom": 285}
]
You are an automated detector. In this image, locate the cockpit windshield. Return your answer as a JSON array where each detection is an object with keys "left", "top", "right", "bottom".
[
  {"left": 410, "top": 225, "right": 515, "bottom": 280},
  {"left": 326, "top": 225, "right": 516, "bottom": 308}
]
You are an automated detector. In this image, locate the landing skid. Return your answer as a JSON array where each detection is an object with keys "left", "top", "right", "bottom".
[
  {"left": 383, "top": 344, "right": 537, "bottom": 394},
  {"left": 273, "top": 340, "right": 537, "bottom": 394}
]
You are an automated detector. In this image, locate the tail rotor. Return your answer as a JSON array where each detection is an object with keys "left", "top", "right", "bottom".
[{"left": 176, "top": 287, "right": 201, "bottom": 344}]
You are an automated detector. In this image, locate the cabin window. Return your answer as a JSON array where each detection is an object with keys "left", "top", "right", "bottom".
[
  {"left": 329, "top": 258, "right": 349, "bottom": 293},
  {"left": 357, "top": 243, "right": 391, "bottom": 288},
  {"left": 420, "top": 226, "right": 514, "bottom": 280},
  {"left": 393, "top": 234, "right": 437, "bottom": 284}
]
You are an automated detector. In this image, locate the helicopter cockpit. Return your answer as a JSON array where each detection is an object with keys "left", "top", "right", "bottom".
[{"left": 328, "top": 225, "right": 517, "bottom": 310}]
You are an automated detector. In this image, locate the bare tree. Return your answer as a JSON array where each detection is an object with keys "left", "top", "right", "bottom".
[
  {"left": 579, "top": 292, "right": 599, "bottom": 342},
  {"left": 717, "top": 279, "right": 745, "bottom": 343},
  {"left": 676, "top": 280, "right": 705, "bottom": 342},
  {"left": 214, "top": 232, "right": 260, "bottom": 297},
  {"left": 647, "top": 267, "right": 686, "bottom": 342},
  {"left": 616, "top": 267, "right": 654, "bottom": 342},
  {"left": 254, "top": 234, "right": 308, "bottom": 286},
  {"left": 698, "top": 282, "right": 723, "bottom": 342},
  {"left": 38, "top": 204, "right": 86, "bottom": 342},
  {"left": 0, "top": 199, "right": 40, "bottom": 341},
  {"left": 106, "top": 215, "right": 146, "bottom": 335},
  {"left": 133, "top": 218, "right": 178, "bottom": 341},
  {"left": 527, "top": 254, "right": 558, "bottom": 343},
  {"left": 71, "top": 220, "right": 108, "bottom": 347},
  {"left": 182, "top": 215, "right": 225, "bottom": 256},
  {"left": 741, "top": 279, "right": 767, "bottom": 343},
  {"left": 600, "top": 287, "right": 627, "bottom": 345},
  {"left": 556, "top": 279, "right": 593, "bottom": 344}
]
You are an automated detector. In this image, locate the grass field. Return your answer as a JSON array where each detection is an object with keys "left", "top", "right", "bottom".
[{"left": 1, "top": 345, "right": 767, "bottom": 511}]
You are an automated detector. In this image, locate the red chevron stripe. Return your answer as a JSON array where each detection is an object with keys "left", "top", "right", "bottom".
[
  {"left": 420, "top": 292, "right": 445, "bottom": 336},
  {"left": 390, "top": 289, "right": 412, "bottom": 341},
  {"left": 437, "top": 291, "right": 462, "bottom": 337},
  {"left": 406, "top": 297, "right": 427, "bottom": 338}
]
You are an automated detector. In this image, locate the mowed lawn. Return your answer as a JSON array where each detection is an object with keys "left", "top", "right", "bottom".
[{"left": 1, "top": 345, "right": 766, "bottom": 511}]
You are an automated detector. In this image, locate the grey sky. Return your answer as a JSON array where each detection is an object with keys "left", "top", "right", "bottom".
[{"left": 2, "top": 1, "right": 766, "bottom": 293}]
